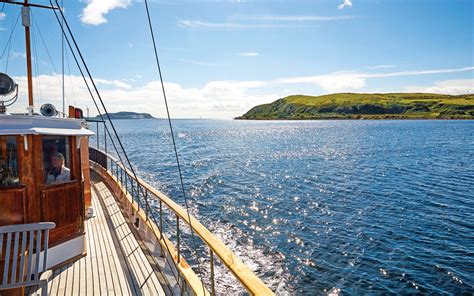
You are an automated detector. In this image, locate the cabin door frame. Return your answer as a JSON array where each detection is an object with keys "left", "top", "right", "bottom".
[{"left": 34, "top": 135, "right": 85, "bottom": 246}]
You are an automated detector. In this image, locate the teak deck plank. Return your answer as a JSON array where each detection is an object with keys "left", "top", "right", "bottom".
[
  {"left": 30, "top": 179, "right": 166, "bottom": 295},
  {"left": 94, "top": 186, "right": 127, "bottom": 294},
  {"left": 79, "top": 256, "right": 87, "bottom": 295},
  {"left": 95, "top": 182, "right": 164, "bottom": 295},
  {"left": 85, "top": 219, "right": 94, "bottom": 296}
]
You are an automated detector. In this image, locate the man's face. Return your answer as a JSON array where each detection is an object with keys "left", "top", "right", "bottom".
[{"left": 51, "top": 156, "right": 62, "bottom": 169}]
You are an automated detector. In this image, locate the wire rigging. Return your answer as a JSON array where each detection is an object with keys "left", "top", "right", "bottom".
[
  {"left": 51, "top": 0, "right": 142, "bottom": 185},
  {"left": 31, "top": 12, "right": 61, "bottom": 80},
  {"left": 47, "top": 1, "right": 126, "bottom": 169},
  {"left": 64, "top": 49, "right": 77, "bottom": 106},
  {"left": 48, "top": 2, "right": 186, "bottom": 287},
  {"left": 1, "top": 11, "right": 20, "bottom": 72},
  {"left": 143, "top": 0, "right": 206, "bottom": 292},
  {"left": 0, "top": 12, "right": 20, "bottom": 59},
  {"left": 143, "top": 0, "right": 198, "bottom": 241}
]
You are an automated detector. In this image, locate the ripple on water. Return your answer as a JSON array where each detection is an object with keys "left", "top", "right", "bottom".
[{"left": 101, "top": 119, "right": 474, "bottom": 295}]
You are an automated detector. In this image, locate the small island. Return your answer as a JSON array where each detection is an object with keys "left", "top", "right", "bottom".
[
  {"left": 236, "top": 93, "right": 474, "bottom": 120},
  {"left": 93, "top": 111, "right": 155, "bottom": 120}
]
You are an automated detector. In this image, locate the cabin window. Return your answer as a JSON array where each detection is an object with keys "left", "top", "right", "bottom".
[
  {"left": 0, "top": 136, "right": 20, "bottom": 187},
  {"left": 43, "top": 136, "right": 72, "bottom": 185}
]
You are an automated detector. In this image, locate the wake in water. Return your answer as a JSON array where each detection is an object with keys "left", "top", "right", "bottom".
[{"left": 102, "top": 119, "right": 474, "bottom": 294}]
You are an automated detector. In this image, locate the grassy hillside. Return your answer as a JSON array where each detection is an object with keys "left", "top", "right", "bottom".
[
  {"left": 94, "top": 112, "right": 155, "bottom": 119},
  {"left": 236, "top": 93, "right": 474, "bottom": 120}
]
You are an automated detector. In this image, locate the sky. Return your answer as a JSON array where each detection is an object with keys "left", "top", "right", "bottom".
[{"left": 0, "top": 0, "right": 473, "bottom": 118}]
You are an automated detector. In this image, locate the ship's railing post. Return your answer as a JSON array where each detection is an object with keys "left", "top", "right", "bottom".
[
  {"left": 109, "top": 158, "right": 113, "bottom": 177},
  {"left": 130, "top": 174, "right": 134, "bottom": 203},
  {"left": 176, "top": 215, "right": 180, "bottom": 264},
  {"left": 210, "top": 248, "right": 216, "bottom": 296},
  {"left": 145, "top": 190, "right": 149, "bottom": 221},
  {"left": 136, "top": 181, "right": 140, "bottom": 211},
  {"left": 125, "top": 172, "right": 129, "bottom": 198},
  {"left": 104, "top": 122, "right": 107, "bottom": 153},
  {"left": 159, "top": 200, "right": 163, "bottom": 239},
  {"left": 120, "top": 166, "right": 123, "bottom": 185}
]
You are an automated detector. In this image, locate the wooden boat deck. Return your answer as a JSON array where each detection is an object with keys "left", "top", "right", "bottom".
[{"left": 29, "top": 178, "right": 167, "bottom": 295}]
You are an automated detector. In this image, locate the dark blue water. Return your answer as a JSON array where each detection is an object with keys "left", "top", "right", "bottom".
[{"left": 95, "top": 119, "right": 474, "bottom": 295}]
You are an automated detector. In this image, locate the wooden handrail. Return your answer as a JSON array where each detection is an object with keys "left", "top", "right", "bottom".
[{"left": 90, "top": 148, "right": 274, "bottom": 296}]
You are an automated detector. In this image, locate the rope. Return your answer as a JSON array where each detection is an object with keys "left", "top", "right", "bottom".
[
  {"left": 48, "top": 1, "right": 198, "bottom": 291},
  {"left": 46, "top": 2, "right": 126, "bottom": 170},
  {"left": 143, "top": 0, "right": 205, "bottom": 292}
]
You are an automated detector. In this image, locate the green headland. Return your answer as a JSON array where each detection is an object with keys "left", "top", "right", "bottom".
[
  {"left": 236, "top": 93, "right": 474, "bottom": 120},
  {"left": 94, "top": 111, "right": 155, "bottom": 120}
]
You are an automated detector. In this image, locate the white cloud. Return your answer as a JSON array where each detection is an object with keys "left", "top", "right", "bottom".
[
  {"left": 338, "top": 0, "right": 353, "bottom": 10},
  {"left": 7, "top": 67, "right": 473, "bottom": 118},
  {"left": 178, "top": 14, "right": 353, "bottom": 29},
  {"left": 405, "top": 79, "right": 474, "bottom": 95},
  {"left": 8, "top": 75, "right": 272, "bottom": 119},
  {"left": 159, "top": 47, "right": 188, "bottom": 52},
  {"left": 363, "top": 67, "right": 474, "bottom": 78},
  {"left": 11, "top": 51, "right": 27, "bottom": 59},
  {"left": 366, "top": 64, "right": 396, "bottom": 69},
  {"left": 277, "top": 72, "right": 366, "bottom": 92},
  {"left": 80, "top": 0, "right": 131, "bottom": 26},
  {"left": 277, "top": 67, "right": 474, "bottom": 92},
  {"left": 242, "top": 15, "right": 354, "bottom": 22},
  {"left": 239, "top": 52, "right": 260, "bottom": 57},
  {"left": 94, "top": 78, "right": 132, "bottom": 90},
  {"left": 180, "top": 59, "right": 222, "bottom": 67},
  {"left": 0, "top": 12, "right": 6, "bottom": 21},
  {"left": 177, "top": 19, "right": 283, "bottom": 29}
]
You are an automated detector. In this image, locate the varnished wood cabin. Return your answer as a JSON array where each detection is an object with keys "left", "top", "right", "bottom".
[{"left": 0, "top": 113, "right": 94, "bottom": 271}]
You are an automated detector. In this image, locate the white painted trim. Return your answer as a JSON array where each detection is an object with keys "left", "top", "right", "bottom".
[
  {"left": 43, "top": 234, "right": 85, "bottom": 270},
  {"left": 23, "top": 135, "right": 28, "bottom": 151},
  {"left": 0, "top": 115, "right": 94, "bottom": 136}
]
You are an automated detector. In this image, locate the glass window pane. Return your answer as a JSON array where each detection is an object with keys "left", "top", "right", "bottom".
[
  {"left": 0, "top": 136, "right": 20, "bottom": 187},
  {"left": 43, "top": 136, "right": 72, "bottom": 184}
]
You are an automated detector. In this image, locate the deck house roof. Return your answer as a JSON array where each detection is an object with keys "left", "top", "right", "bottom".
[{"left": 0, "top": 115, "right": 94, "bottom": 136}]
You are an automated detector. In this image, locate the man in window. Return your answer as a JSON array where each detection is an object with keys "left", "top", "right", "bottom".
[{"left": 46, "top": 152, "right": 71, "bottom": 184}]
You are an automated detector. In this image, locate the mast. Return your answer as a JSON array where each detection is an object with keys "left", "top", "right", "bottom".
[{"left": 22, "top": 0, "right": 34, "bottom": 113}]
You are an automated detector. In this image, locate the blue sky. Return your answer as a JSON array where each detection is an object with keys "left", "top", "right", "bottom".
[{"left": 1, "top": 0, "right": 473, "bottom": 118}]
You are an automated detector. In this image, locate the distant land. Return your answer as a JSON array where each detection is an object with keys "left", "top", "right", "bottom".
[
  {"left": 93, "top": 111, "right": 155, "bottom": 119},
  {"left": 236, "top": 93, "right": 474, "bottom": 120}
]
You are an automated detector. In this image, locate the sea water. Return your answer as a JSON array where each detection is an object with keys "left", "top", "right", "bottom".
[{"left": 93, "top": 119, "right": 473, "bottom": 295}]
